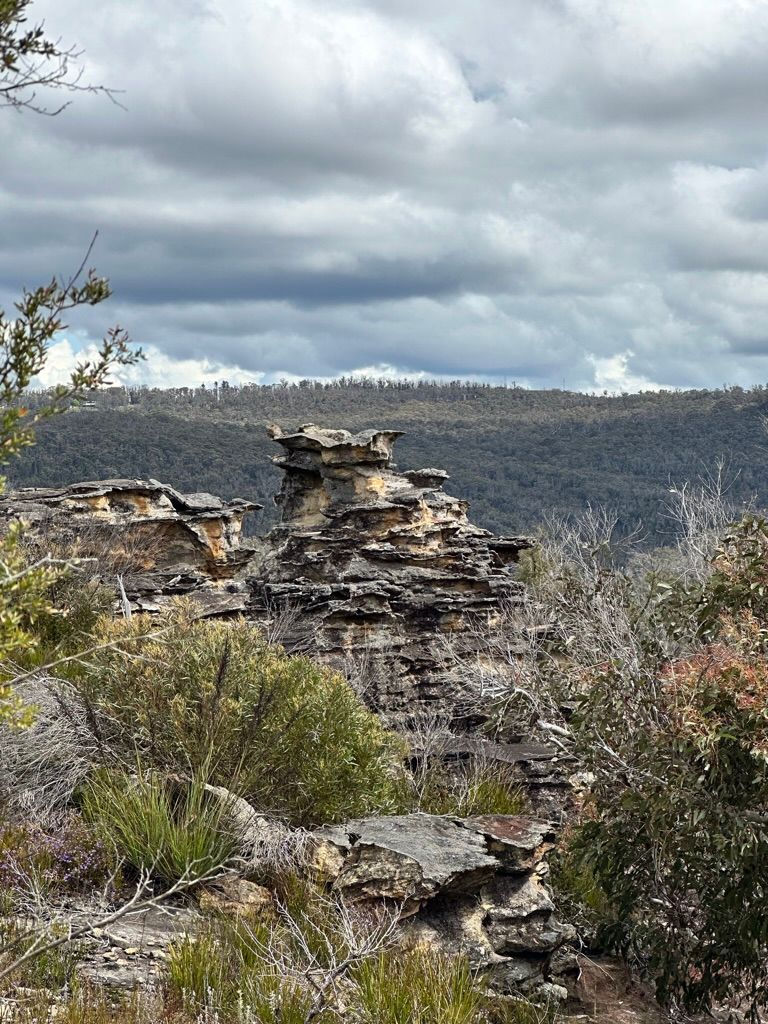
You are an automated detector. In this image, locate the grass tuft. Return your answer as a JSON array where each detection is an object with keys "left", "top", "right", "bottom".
[{"left": 80, "top": 768, "right": 237, "bottom": 885}]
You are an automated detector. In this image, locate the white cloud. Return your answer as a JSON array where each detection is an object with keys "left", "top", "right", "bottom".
[
  {"left": 587, "top": 350, "right": 664, "bottom": 394},
  {"left": 32, "top": 339, "right": 263, "bottom": 390}
]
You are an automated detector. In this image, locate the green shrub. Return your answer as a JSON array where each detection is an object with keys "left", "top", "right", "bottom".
[
  {"left": 71, "top": 605, "right": 407, "bottom": 826},
  {"left": 169, "top": 911, "right": 489, "bottom": 1024},
  {"left": 520, "top": 511, "right": 768, "bottom": 1019},
  {"left": 80, "top": 768, "right": 237, "bottom": 884},
  {"left": 13, "top": 539, "right": 115, "bottom": 671}
]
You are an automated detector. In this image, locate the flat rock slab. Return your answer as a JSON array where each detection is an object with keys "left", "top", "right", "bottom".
[
  {"left": 315, "top": 813, "right": 556, "bottom": 906},
  {"left": 74, "top": 905, "right": 200, "bottom": 991}
]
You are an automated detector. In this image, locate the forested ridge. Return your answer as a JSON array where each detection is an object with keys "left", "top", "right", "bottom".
[{"left": 12, "top": 380, "right": 768, "bottom": 542}]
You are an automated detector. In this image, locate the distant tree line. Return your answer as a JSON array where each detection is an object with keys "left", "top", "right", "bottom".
[{"left": 13, "top": 381, "right": 768, "bottom": 544}]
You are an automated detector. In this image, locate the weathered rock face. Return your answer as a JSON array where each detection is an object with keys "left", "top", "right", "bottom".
[
  {"left": 312, "top": 812, "right": 576, "bottom": 998},
  {"left": 247, "top": 424, "right": 531, "bottom": 722},
  {"left": 0, "top": 479, "right": 260, "bottom": 616},
  {"left": 3, "top": 428, "right": 542, "bottom": 726}
]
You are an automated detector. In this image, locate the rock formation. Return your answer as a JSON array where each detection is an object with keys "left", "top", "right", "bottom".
[
  {"left": 247, "top": 424, "right": 531, "bottom": 723},
  {"left": 2, "top": 427, "right": 572, "bottom": 803},
  {"left": 52, "top": 811, "right": 576, "bottom": 999},
  {"left": 0, "top": 478, "right": 259, "bottom": 617},
  {"left": 313, "top": 812, "right": 575, "bottom": 999}
]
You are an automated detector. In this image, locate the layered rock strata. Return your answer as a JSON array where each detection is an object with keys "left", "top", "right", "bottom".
[
  {"left": 247, "top": 424, "right": 531, "bottom": 721},
  {"left": 0, "top": 479, "right": 260, "bottom": 616},
  {"left": 313, "top": 812, "right": 576, "bottom": 998}
]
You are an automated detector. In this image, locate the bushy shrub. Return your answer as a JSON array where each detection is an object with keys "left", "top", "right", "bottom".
[
  {"left": 71, "top": 604, "right": 407, "bottom": 826},
  {"left": 517, "top": 510, "right": 768, "bottom": 1019},
  {"left": 570, "top": 615, "right": 768, "bottom": 1015},
  {"left": 81, "top": 769, "right": 238, "bottom": 885}
]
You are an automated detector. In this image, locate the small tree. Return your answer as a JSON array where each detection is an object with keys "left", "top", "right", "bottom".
[
  {"left": 0, "top": 0, "right": 138, "bottom": 723},
  {"left": 0, "top": 269, "right": 140, "bottom": 723},
  {"left": 1, "top": 0, "right": 114, "bottom": 113}
]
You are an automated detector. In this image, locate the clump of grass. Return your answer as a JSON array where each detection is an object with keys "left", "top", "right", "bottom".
[
  {"left": 80, "top": 768, "right": 237, "bottom": 885},
  {"left": 482, "top": 994, "right": 561, "bottom": 1023},
  {"left": 11, "top": 985, "right": 175, "bottom": 1024},
  {"left": 417, "top": 759, "right": 527, "bottom": 818},
  {"left": 168, "top": 916, "right": 315, "bottom": 1024},
  {"left": 352, "top": 947, "right": 482, "bottom": 1024}
]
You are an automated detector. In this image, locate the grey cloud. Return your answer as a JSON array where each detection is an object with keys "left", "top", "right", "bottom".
[{"left": 1, "top": 0, "right": 768, "bottom": 392}]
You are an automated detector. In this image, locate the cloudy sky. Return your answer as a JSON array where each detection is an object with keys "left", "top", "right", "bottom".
[{"left": 2, "top": 0, "right": 768, "bottom": 390}]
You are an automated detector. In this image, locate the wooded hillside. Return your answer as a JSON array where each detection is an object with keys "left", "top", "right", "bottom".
[{"left": 12, "top": 380, "right": 768, "bottom": 542}]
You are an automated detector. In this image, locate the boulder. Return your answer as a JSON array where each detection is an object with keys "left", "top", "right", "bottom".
[
  {"left": 312, "top": 812, "right": 575, "bottom": 997},
  {"left": 197, "top": 875, "right": 273, "bottom": 918}
]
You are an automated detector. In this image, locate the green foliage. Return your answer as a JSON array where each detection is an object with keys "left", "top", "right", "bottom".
[
  {"left": 417, "top": 760, "right": 526, "bottom": 817},
  {"left": 548, "top": 829, "right": 615, "bottom": 943},
  {"left": 80, "top": 768, "right": 238, "bottom": 885},
  {"left": 0, "top": 520, "right": 58, "bottom": 726},
  {"left": 352, "top": 948, "right": 482, "bottom": 1024},
  {"left": 169, "top": 912, "right": 487, "bottom": 1024},
  {"left": 0, "top": 260, "right": 139, "bottom": 727},
  {"left": 72, "top": 605, "right": 408, "bottom": 826},
  {"left": 696, "top": 515, "right": 768, "bottom": 633},
  {"left": 533, "top": 513, "right": 768, "bottom": 1019}
]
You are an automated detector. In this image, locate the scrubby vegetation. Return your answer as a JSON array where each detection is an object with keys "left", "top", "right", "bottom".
[
  {"left": 0, "top": 812, "right": 115, "bottom": 899},
  {"left": 81, "top": 770, "right": 239, "bottom": 886},
  {"left": 64, "top": 606, "right": 409, "bottom": 828},
  {"left": 505, "top": 497, "right": 768, "bottom": 1020}
]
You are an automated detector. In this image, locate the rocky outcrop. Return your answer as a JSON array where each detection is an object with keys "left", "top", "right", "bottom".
[
  {"left": 0, "top": 478, "right": 260, "bottom": 616},
  {"left": 4, "top": 429, "right": 533, "bottom": 721},
  {"left": 247, "top": 424, "right": 531, "bottom": 723},
  {"left": 312, "top": 812, "right": 576, "bottom": 999}
]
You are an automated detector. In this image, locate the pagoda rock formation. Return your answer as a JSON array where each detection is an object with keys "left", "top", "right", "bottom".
[{"left": 246, "top": 424, "right": 531, "bottom": 723}]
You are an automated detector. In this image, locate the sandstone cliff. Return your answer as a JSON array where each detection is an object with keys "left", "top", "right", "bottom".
[
  {"left": 3, "top": 424, "right": 532, "bottom": 724},
  {"left": 0, "top": 478, "right": 259, "bottom": 617},
  {"left": 247, "top": 423, "right": 531, "bottom": 723}
]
